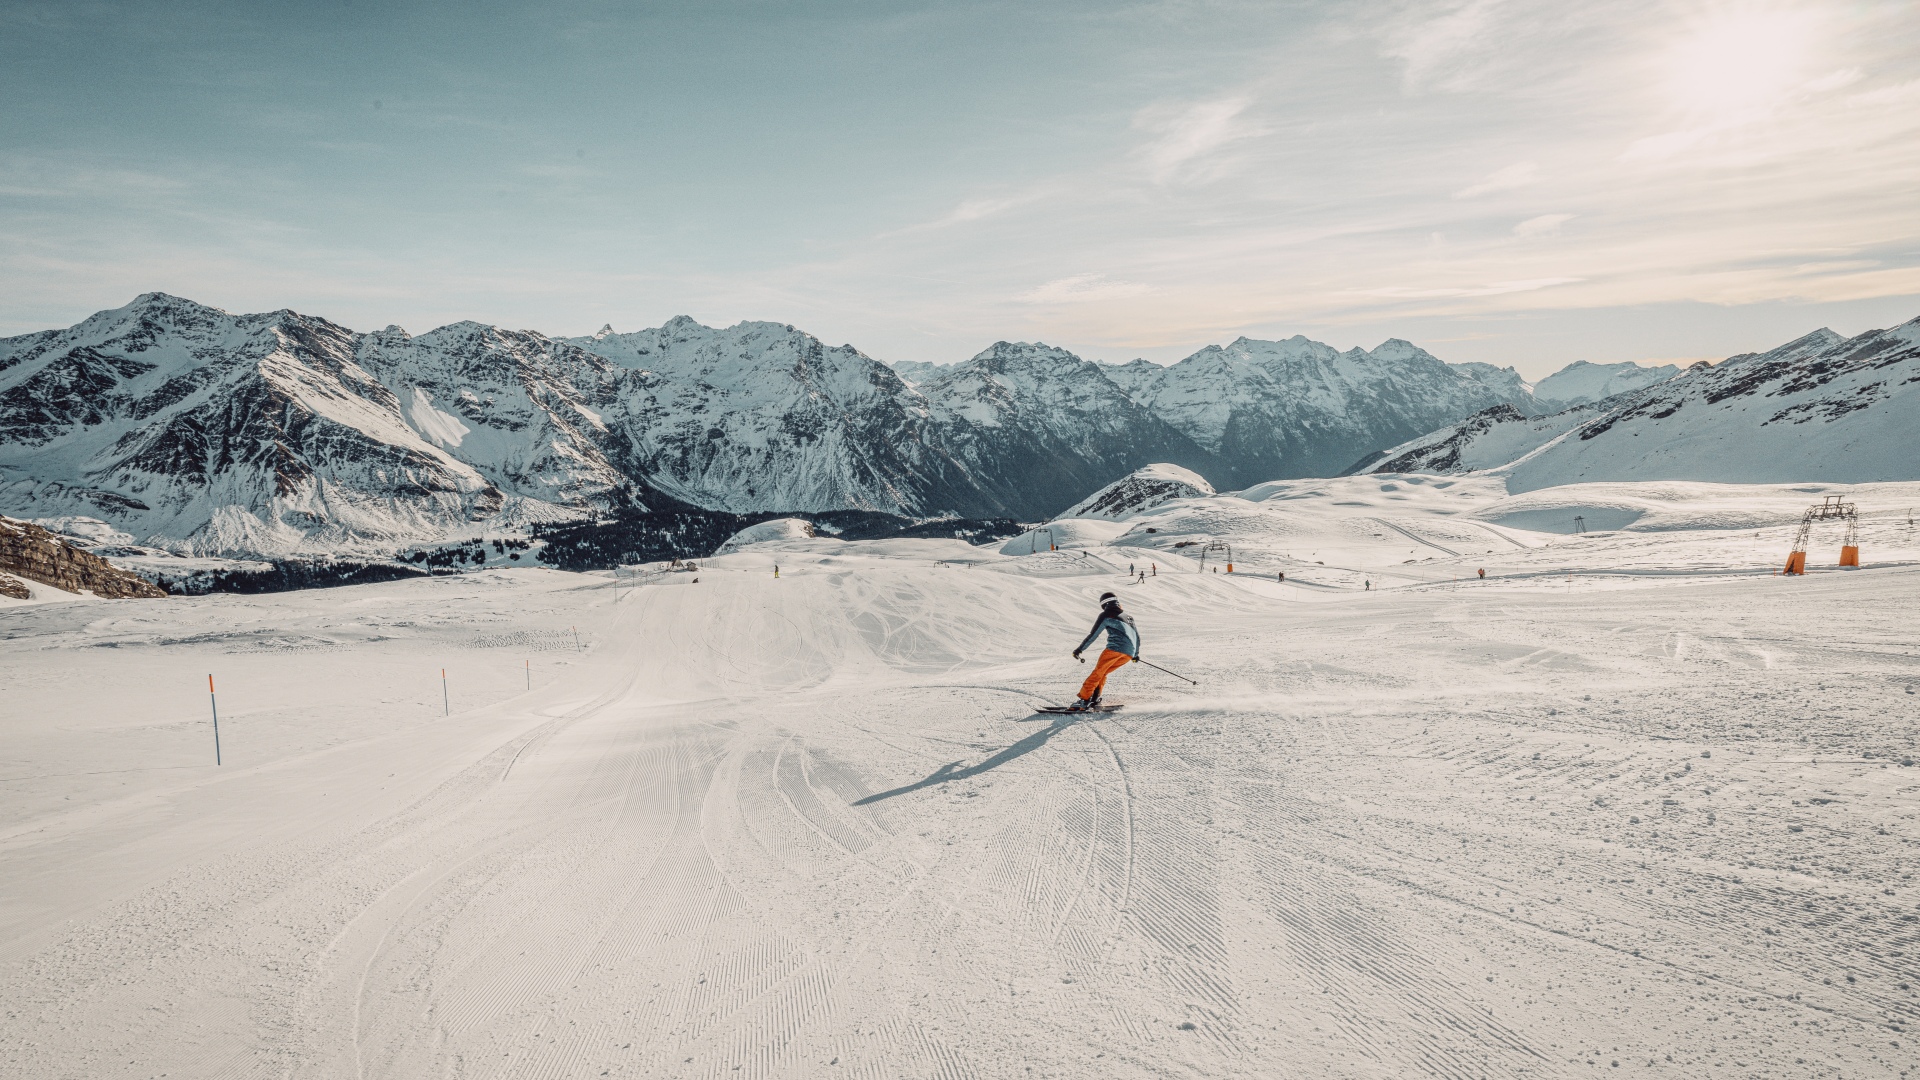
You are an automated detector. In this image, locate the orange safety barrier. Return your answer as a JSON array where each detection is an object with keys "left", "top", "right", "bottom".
[
  {"left": 1783, "top": 551, "right": 1807, "bottom": 575},
  {"left": 1839, "top": 545, "right": 1859, "bottom": 567}
]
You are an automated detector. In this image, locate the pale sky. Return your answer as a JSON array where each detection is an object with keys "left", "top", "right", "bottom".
[{"left": 3, "top": 0, "right": 1918, "bottom": 378}]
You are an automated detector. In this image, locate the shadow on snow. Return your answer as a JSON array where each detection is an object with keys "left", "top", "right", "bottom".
[{"left": 853, "top": 714, "right": 1085, "bottom": 805}]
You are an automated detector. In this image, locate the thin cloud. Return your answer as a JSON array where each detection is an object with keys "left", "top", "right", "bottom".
[
  {"left": 1379, "top": 0, "right": 1507, "bottom": 91},
  {"left": 876, "top": 191, "right": 1045, "bottom": 239},
  {"left": 1849, "top": 77, "right": 1920, "bottom": 107},
  {"left": 1018, "top": 274, "right": 1154, "bottom": 304},
  {"left": 1513, "top": 213, "right": 1575, "bottom": 236},
  {"left": 1455, "top": 161, "right": 1538, "bottom": 199},
  {"left": 1803, "top": 68, "right": 1862, "bottom": 94},
  {"left": 1622, "top": 128, "right": 1707, "bottom": 162},
  {"left": 1360, "top": 277, "right": 1583, "bottom": 299},
  {"left": 1133, "top": 95, "right": 1266, "bottom": 184},
  {"left": 1374, "top": 0, "right": 1600, "bottom": 95}
]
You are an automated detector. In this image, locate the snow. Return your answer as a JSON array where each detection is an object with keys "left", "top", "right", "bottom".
[
  {"left": 1532, "top": 359, "right": 1681, "bottom": 408},
  {"left": 713, "top": 516, "right": 820, "bottom": 554},
  {"left": 1056, "top": 462, "right": 1213, "bottom": 520},
  {"left": 998, "top": 516, "right": 1134, "bottom": 554},
  {"left": 18, "top": 294, "right": 1838, "bottom": 555},
  {"left": 1366, "top": 319, "right": 1920, "bottom": 495},
  {"left": 5, "top": 479, "right": 1918, "bottom": 1077},
  {"left": 406, "top": 386, "right": 472, "bottom": 448}
]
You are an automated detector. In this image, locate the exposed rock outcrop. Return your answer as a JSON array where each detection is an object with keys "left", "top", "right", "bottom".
[{"left": 0, "top": 517, "right": 168, "bottom": 597}]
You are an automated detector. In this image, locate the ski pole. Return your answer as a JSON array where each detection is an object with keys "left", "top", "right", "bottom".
[
  {"left": 1133, "top": 658, "right": 1197, "bottom": 685},
  {"left": 208, "top": 674, "right": 222, "bottom": 765}
]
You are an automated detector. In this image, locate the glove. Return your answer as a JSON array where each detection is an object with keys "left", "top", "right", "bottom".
[{"left": 1073, "top": 651, "right": 1083, "bottom": 662}]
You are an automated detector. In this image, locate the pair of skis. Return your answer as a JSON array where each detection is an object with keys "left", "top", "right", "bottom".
[{"left": 1031, "top": 655, "right": 1195, "bottom": 714}]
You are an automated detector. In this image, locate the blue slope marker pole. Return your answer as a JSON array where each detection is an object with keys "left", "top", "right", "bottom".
[{"left": 208, "top": 674, "right": 222, "bottom": 766}]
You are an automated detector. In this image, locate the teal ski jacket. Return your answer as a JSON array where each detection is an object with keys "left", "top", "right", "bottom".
[{"left": 1076, "top": 610, "right": 1140, "bottom": 658}]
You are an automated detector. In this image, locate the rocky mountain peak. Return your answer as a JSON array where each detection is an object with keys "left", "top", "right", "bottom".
[
  {"left": 1365, "top": 338, "right": 1435, "bottom": 364},
  {"left": 5, "top": 292, "right": 1811, "bottom": 558},
  {"left": 1360, "top": 316, "right": 1920, "bottom": 491}
]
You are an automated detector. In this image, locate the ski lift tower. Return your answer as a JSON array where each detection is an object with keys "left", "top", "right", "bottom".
[
  {"left": 1197, "top": 541, "right": 1232, "bottom": 573},
  {"left": 1029, "top": 526, "right": 1057, "bottom": 555},
  {"left": 1784, "top": 495, "right": 1859, "bottom": 574}
]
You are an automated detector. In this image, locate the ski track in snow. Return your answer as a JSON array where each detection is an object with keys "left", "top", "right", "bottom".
[{"left": 2, "top": 535, "right": 1918, "bottom": 1079}]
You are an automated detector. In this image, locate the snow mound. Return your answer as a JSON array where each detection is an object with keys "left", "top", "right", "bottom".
[
  {"left": 999, "top": 518, "right": 1134, "bottom": 555},
  {"left": 714, "top": 517, "right": 818, "bottom": 555},
  {"left": 1058, "top": 463, "right": 1215, "bottom": 520}
]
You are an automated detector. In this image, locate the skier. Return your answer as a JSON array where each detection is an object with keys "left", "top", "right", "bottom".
[
  {"left": 1477, "top": 567, "right": 1485, "bottom": 580},
  {"left": 1067, "top": 592, "right": 1139, "bottom": 712}
]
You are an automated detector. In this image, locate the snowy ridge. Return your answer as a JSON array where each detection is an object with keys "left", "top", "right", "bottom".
[
  {"left": 565, "top": 316, "right": 949, "bottom": 514},
  {"left": 1360, "top": 323, "right": 1917, "bottom": 491},
  {"left": 714, "top": 517, "right": 818, "bottom": 554},
  {"left": 1532, "top": 359, "right": 1682, "bottom": 409},
  {"left": 1099, "top": 336, "right": 1539, "bottom": 483},
  {"left": 1057, "top": 463, "right": 1214, "bottom": 520},
  {"left": 0, "top": 294, "right": 530, "bottom": 556},
  {"left": 1, "top": 292, "right": 1811, "bottom": 556}
]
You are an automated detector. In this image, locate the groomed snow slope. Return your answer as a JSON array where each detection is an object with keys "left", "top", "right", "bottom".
[{"left": 3, "top": 487, "right": 1918, "bottom": 1078}]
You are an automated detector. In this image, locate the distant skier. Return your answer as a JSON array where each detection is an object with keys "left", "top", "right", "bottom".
[
  {"left": 1067, "top": 592, "right": 1140, "bottom": 711},
  {"left": 1477, "top": 567, "right": 1485, "bottom": 580}
]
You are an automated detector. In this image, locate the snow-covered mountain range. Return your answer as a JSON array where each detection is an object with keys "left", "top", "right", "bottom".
[
  {"left": 3, "top": 292, "right": 1804, "bottom": 556},
  {"left": 900, "top": 336, "right": 1538, "bottom": 483},
  {"left": 1361, "top": 322, "right": 1919, "bottom": 491},
  {"left": 1531, "top": 359, "right": 1681, "bottom": 409}
]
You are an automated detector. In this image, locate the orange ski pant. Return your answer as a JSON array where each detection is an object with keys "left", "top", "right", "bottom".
[{"left": 1079, "top": 649, "right": 1132, "bottom": 701}]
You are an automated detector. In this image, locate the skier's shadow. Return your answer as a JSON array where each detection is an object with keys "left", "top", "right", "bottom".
[{"left": 853, "top": 714, "right": 1082, "bottom": 805}]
